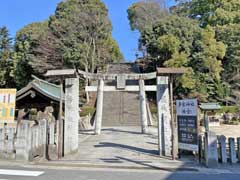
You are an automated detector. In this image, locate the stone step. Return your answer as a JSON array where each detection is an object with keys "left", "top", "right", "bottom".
[{"left": 100, "top": 63, "right": 141, "bottom": 127}]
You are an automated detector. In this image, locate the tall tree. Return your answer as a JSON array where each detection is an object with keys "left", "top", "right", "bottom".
[
  {"left": 128, "top": 0, "right": 168, "bottom": 33},
  {"left": 140, "top": 16, "right": 226, "bottom": 101},
  {"left": 14, "top": 0, "right": 123, "bottom": 88},
  {"left": 13, "top": 22, "right": 56, "bottom": 88},
  {"left": 127, "top": 0, "right": 168, "bottom": 57},
  {"left": 49, "top": 0, "right": 123, "bottom": 73},
  {"left": 172, "top": 0, "right": 240, "bottom": 104},
  {"left": 0, "top": 26, "right": 14, "bottom": 88}
]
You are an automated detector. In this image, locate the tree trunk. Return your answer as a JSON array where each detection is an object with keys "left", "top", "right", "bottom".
[
  {"left": 85, "top": 64, "right": 90, "bottom": 103},
  {"left": 91, "top": 38, "right": 96, "bottom": 73}
]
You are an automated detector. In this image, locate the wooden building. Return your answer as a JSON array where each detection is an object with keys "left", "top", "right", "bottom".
[{"left": 16, "top": 76, "right": 62, "bottom": 119}]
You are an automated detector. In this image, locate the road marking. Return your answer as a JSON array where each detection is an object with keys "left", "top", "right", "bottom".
[{"left": 0, "top": 169, "right": 44, "bottom": 176}]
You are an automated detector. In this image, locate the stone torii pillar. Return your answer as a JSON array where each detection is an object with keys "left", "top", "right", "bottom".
[
  {"left": 139, "top": 79, "right": 148, "bottom": 134},
  {"left": 95, "top": 79, "right": 104, "bottom": 135}
]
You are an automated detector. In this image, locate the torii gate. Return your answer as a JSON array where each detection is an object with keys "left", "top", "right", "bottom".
[
  {"left": 78, "top": 69, "right": 157, "bottom": 135},
  {"left": 45, "top": 67, "right": 185, "bottom": 160}
]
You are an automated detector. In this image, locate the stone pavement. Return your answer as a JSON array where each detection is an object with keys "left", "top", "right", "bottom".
[
  {"left": 210, "top": 125, "right": 240, "bottom": 138},
  {"left": 47, "top": 126, "right": 200, "bottom": 171},
  {"left": 2, "top": 126, "right": 240, "bottom": 173}
]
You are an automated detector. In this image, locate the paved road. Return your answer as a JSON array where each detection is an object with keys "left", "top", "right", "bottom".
[{"left": 0, "top": 166, "right": 240, "bottom": 180}]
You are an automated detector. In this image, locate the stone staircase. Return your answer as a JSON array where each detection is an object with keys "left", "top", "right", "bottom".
[
  {"left": 102, "top": 63, "right": 141, "bottom": 127},
  {"left": 102, "top": 91, "right": 141, "bottom": 126}
]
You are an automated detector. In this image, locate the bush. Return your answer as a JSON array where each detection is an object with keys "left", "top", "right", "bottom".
[
  {"left": 217, "top": 106, "right": 239, "bottom": 114},
  {"left": 149, "top": 104, "right": 158, "bottom": 114},
  {"left": 80, "top": 106, "right": 95, "bottom": 117}
]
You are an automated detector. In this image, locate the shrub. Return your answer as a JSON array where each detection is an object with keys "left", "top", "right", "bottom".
[
  {"left": 217, "top": 106, "right": 239, "bottom": 114},
  {"left": 80, "top": 106, "right": 95, "bottom": 117}
]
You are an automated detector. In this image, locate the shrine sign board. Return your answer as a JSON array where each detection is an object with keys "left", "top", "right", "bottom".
[
  {"left": 176, "top": 99, "right": 198, "bottom": 151},
  {"left": 116, "top": 75, "right": 126, "bottom": 89},
  {"left": 0, "top": 89, "right": 16, "bottom": 123}
]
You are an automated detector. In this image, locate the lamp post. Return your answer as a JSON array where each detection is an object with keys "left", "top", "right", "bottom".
[{"left": 199, "top": 103, "right": 221, "bottom": 133}]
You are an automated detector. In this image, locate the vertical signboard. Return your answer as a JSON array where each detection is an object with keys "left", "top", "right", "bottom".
[
  {"left": 0, "top": 89, "right": 16, "bottom": 123},
  {"left": 176, "top": 99, "right": 198, "bottom": 151}
]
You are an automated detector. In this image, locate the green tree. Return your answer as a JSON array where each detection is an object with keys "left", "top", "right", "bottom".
[
  {"left": 127, "top": 0, "right": 168, "bottom": 33},
  {"left": 14, "top": 22, "right": 52, "bottom": 88},
  {"left": 172, "top": 0, "right": 240, "bottom": 104},
  {"left": 173, "top": 0, "right": 240, "bottom": 27},
  {"left": 14, "top": 0, "right": 123, "bottom": 88},
  {"left": 141, "top": 16, "right": 226, "bottom": 101},
  {"left": 49, "top": 0, "right": 123, "bottom": 73},
  {"left": 0, "top": 26, "right": 14, "bottom": 88}
]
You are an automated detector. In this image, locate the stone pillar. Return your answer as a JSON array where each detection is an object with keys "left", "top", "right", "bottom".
[
  {"left": 237, "top": 137, "right": 240, "bottom": 162},
  {"left": 7, "top": 128, "right": 15, "bottom": 154},
  {"left": 56, "top": 120, "right": 59, "bottom": 151},
  {"left": 48, "top": 122, "right": 58, "bottom": 160},
  {"left": 146, "top": 102, "right": 154, "bottom": 126},
  {"left": 49, "top": 122, "right": 55, "bottom": 145},
  {"left": 15, "top": 122, "right": 31, "bottom": 161},
  {"left": 229, "top": 137, "right": 237, "bottom": 164},
  {"left": 218, "top": 135, "right": 227, "bottom": 163},
  {"left": 139, "top": 79, "right": 148, "bottom": 134},
  {"left": 198, "top": 135, "right": 204, "bottom": 163},
  {"left": 64, "top": 78, "right": 79, "bottom": 155},
  {"left": 204, "top": 131, "right": 218, "bottom": 168},
  {"left": 157, "top": 76, "right": 172, "bottom": 156},
  {"left": 39, "top": 119, "right": 47, "bottom": 149},
  {"left": 0, "top": 129, "right": 4, "bottom": 153},
  {"left": 95, "top": 79, "right": 104, "bottom": 135}
]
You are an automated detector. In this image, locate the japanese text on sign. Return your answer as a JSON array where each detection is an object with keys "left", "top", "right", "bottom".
[
  {"left": 176, "top": 99, "right": 198, "bottom": 151},
  {"left": 176, "top": 99, "right": 197, "bottom": 116}
]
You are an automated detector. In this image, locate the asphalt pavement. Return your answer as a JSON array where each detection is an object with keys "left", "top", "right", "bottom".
[{"left": 0, "top": 165, "right": 240, "bottom": 180}]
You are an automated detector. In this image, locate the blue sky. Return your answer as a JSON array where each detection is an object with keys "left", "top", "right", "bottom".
[{"left": 0, "top": 0, "right": 174, "bottom": 61}]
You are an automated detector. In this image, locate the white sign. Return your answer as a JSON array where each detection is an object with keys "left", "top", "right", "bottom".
[
  {"left": 176, "top": 99, "right": 198, "bottom": 116},
  {"left": 178, "top": 143, "right": 198, "bottom": 151}
]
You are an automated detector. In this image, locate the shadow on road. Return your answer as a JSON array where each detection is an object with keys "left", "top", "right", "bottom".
[
  {"left": 95, "top": 142, "right": 159, "bottom": 157},
  {"left": 101, "top": 128, "right": 142, "bottom": 135}
]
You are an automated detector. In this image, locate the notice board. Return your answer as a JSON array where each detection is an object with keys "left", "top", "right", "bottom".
[{"left": 176, "top": 99, "right": 198, "bottom": 151}]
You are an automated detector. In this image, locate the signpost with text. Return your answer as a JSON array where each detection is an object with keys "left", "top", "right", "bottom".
[{"left": 176, "top": 99, "right": 198, "bottom": 152}]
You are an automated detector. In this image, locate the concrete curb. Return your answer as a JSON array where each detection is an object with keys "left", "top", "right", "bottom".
[
  {"left": 0, "top": 159, "right": 200, "bottom": 172},
  {"left": 29, "top": 161, "right": 199, "bottom": 172}
]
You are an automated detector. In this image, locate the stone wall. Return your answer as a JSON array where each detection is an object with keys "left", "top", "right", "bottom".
[
  {"left": 0, "top": 127, "right": 16, "bottom": 159},
  {"left": 0, "top": 107, "right": 58, "bottom": 161},
  {"left": 199, "top": 132, "right": 240, "bottom": 167}
]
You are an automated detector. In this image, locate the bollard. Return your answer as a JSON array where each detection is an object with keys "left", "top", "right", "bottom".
[
  {"left": 237, "top": 137, "right": 240, "bottom": 162},
  {"left": 229, "top": 137, "right": 237, "bottom": 164},
  {"left": 204, "top": 131, "right": 218, "bottom": 168},
  {"left": 218, "top": 135, "right": 227, "bottom": 163}
]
